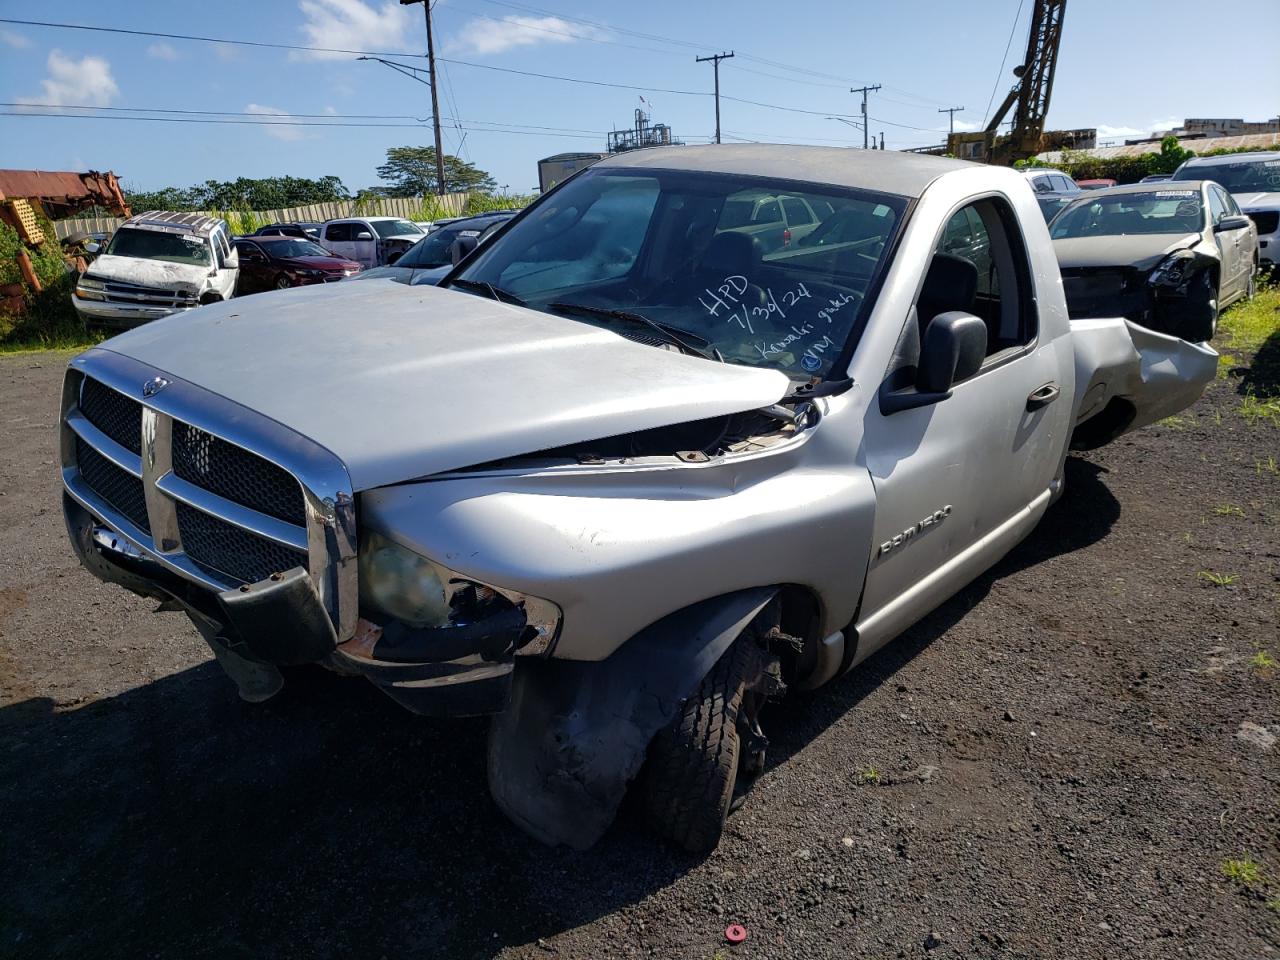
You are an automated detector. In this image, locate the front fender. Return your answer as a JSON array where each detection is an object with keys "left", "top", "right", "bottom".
[{"left": 487, "top": 586, "right": 777, "bottom": 849}]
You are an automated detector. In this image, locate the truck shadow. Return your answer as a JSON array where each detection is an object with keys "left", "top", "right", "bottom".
[
  {"left": 1235, "top": 327, "right": 1279, "bottom": 399},
  {"left": 0, "top": 457, "right": 1118, "bottom": 960}
]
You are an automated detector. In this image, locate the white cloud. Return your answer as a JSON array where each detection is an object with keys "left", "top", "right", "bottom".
[
  {"left": 444, "top": 14, "right": 605, "bottom": 56},
  {"left": 1148, "top": 117, "right": 1183, "bottom": 135},
  {"left": 1, "top": 29, "right": 30, "bottom": 48},
  {"left": 1095, "top": 124, "right": 1144, "bottom": 140},
  {"left": 246, "top": 103, "right": 307, "bottom": 141},
  {"left": 147, "top": 42, "right": 181, "bottom": 61},
  {"left": 293, "top": 0, "right": 417, "bottom": 61},
  {"left": 952, "top": 119, "right": 979, "bottom": 132},
  {"left": 16, "top": 50, "right": 119, "bottom": 108},
  {"left": 212, "top": 42, "right": 240, "bottom": 62}
]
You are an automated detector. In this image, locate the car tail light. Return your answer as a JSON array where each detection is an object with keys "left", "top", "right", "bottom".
[{"left": 783, "top": 228, "right": 792, "bottom": 248}]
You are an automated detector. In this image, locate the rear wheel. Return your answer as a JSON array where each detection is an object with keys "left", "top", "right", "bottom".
[
  {"left": 640, "top": 628, "right": 776, "bottom": 853},
  {"left": 274, "top": 274, "right": 292, "bottom": 290}
]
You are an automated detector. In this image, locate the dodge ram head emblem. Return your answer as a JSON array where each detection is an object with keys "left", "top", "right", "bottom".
[{"left": 142, "top": 377, "right": 169, "bottom": 397}]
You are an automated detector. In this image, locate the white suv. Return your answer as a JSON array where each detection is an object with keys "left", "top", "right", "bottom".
[
  {"left": 72, "top": 212, "right": 239, "bottom": 328},
  {"left": 1172, "top": 152, "right": 1280, "bottom": 270},
  {"left": 318, "top": 217, "right": 425, "bottom": 268}
]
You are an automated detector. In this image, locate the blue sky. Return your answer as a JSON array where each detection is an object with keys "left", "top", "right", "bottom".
[{"left": 1, "top": 0, "right": 1277, "bottom": 197}]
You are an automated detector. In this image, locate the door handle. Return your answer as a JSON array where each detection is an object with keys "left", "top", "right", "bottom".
[{"left": 1026, "top": 382, "right": 1060, "bottom": 411}]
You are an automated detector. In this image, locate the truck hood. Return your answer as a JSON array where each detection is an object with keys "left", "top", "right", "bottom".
[
  {"left": 99, "top": 281, "right": 791, "bottom": 491},
  {"left": 86, "top": 255, "right": 212, "bottom": 294},
  {"left": 1052, "top": 233, "right": 1200, "bottom": 272},
  {"left": 1232, "top": 191, "right": 1280, "bottom": 212}
]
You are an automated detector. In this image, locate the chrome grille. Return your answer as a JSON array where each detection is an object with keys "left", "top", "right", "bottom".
[
  {"left": 75, "top": 437, "right": 150, "bottom": 533},
  {"left": 172, "top": 422, "right": 306, "bottom": 525},
  {"left": 174, "top": 502, "right": 304, "bottom": 584},
  {"left": 80, "top": 377, "right": 142, "bottom": 455},
  {"left": 99, "top": 280, "right": 197, "bottom": 309},
  {"left": 60, "top": 357, "right": 354, "bottom": 636}
]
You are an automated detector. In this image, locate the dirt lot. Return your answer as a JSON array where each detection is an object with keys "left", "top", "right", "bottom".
[{"left": 2, "top": 322, "right": 1277, "bottom": 960}]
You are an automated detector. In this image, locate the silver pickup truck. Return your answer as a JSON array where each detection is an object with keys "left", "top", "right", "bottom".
[{"left": 58, "top": 146, "right": 1215, "bottom": 852}]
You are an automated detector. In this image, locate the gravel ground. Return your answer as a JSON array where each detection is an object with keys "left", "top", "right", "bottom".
[{"left": 1, "top": 341, "right": 1277, "bottom": 960}]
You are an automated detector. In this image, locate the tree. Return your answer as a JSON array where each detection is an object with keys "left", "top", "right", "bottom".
[
  {"left": 125, "top": 175, "right": 351, "bottom": 212},
  {"left": 375, "top": 146, "right": 497, "bottom": 196}
]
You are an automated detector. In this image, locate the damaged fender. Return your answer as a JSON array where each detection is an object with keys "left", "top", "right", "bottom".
[
  {"left": 487, "top": 586, "right": 777, "bottom": 849},
  {"left": 1069, "top": 317, "right": 1217, "bottom": 448}
]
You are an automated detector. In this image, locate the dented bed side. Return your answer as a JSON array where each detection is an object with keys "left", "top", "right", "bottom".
[{"left": 1069, "top": 316, "right": 1217, "bottom": 447}]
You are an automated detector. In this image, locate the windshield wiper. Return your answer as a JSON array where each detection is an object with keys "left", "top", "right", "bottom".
[
  {"left": 548, "top": 301, "right": 719, "bottom": 362},
  {"left": 447, "top": 278, "right": 526, "bottom": 307}
]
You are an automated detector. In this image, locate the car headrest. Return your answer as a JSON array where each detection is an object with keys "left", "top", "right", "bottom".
[
  {"left": 700, "top": 231, "right": 761, "bottom": 278},
  {"left": 918, "top": 251, "right": 978, "bottom": 321}
]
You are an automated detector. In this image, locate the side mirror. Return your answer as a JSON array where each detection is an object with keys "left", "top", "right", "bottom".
[
  {"left": 355, "top": 231, "right": 374, "bottom": 241},
  {"left": 224, "top": 248, "right": 240, "bottom": 269},
  {"left": 85, "top": 242, "right": 100, "bottom": 254},
  {"left": 880, "top": 311, "right": 987, "bottom": 414},
  {"left": 450, "top": 234, "right": 479, "bottom": 265},
  {"left": 1214, "top": 214, "right": 1251, "bottom": 233}
]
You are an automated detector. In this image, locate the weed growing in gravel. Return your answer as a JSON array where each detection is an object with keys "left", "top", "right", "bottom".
[
  {"left": 1249, "top": 651, "right": 1278, "bottom": 671},
  {"left": 1212, "top": 504, "right": 1246, "bottom": 517},
  {"left": 1240, "top": 389, "right": 1280, "bottom": 426},
  {"left": 858, "top": 767, "right": 881, "bottom": 785},
  {"left": 1159, "top": 415, "right": 1188, "bottom": 430},
  {"left": 1221, "top": 859, "right": 1264, "bottom": 888},
  {"left": 1198, "top": 571, "right": 1239, "bottom": 586},
  {"left": 1258, "top": 457, "right": 1278, "bottom": 476},
  {"left": 1268, "top": 897, "right": 1280, "bottom": 914}
]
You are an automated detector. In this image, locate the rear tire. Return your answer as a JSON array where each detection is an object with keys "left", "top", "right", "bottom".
[
  {"left": 640, "top": 633, "right": 761, "bottom": 853},
  {"left": 274, "top": 274, "right": 292, "bottom": 290}
]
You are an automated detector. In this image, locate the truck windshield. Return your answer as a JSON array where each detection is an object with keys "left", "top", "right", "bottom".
[
  {"left": 448, "top": 168, "right": 906, "bottom": 380},
  {"left": 1050, "top": 192, "right": 1205, "bottom": 238},
  {"left": 104, "top": 227, "right": 211, "bottom": 266},
  {"left": 371, "top": 219, "right": 423, "bottom": 238},
  {"left": 1171, "top": 158, "right": 1280, "bottom": 193}
]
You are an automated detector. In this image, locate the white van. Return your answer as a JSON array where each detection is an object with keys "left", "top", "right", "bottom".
[{"left": 319, "top": 217, "right": 424, "bottom": 268}]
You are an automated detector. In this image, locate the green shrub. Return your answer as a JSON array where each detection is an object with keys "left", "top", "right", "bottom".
[
  {"left": 1016, "top": 137, "right": 1272, "bottom": 185},
  {"left": 0, "top": 221, "right": 23, "bottom": 286}
]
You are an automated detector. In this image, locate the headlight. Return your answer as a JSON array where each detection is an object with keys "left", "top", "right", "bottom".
[
  {"left": 358, "top": 531, "right": 561, "bottom": 652},
  {"left": 1149, "top": 249, "right": 1196, "bottom": 288},
  {"left": 75, "top": 276, "right": 105, "bottom": 301}
]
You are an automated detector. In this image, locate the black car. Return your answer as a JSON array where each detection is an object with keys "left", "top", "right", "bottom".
[
  {"left": 344, "top": 212, "right": 515, "bottom": 286},
  {"left": 254, "top": 222, "right": 323, "bottom": 241}
]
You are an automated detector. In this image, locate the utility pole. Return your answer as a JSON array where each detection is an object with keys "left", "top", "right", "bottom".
[
  {"left": 400, "top": 0, "right": 446, "bottom": 194},
  {"left": 696, "top": 51, "right": 734, "bottom": 144},
  {"left": 850, "top": 83, "right": 880, "bottom": 149},
  {"left": 879, "top": 132, "right": 885, "bottom": 150},
  {"left": 938, "top": 105, "right": 965, "bottom": 135}
]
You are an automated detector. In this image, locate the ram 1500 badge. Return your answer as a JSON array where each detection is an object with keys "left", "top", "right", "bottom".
[{"left": 59, "top": 146, "right": 1217, "bottom": 852}]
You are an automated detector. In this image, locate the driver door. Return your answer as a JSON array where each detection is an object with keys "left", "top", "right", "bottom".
[{"left": 856, "top": 196, "right": 1073, "bottom": 654}]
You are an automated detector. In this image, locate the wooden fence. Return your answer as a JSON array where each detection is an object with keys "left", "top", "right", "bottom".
[{"left": 51, "top": 193, "right": 472, "bottom": 239}]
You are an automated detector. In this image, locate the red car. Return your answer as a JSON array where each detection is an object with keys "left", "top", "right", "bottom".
[
  {"left": 232, "top": 236, "right": 362, "bottom": 294},
  {"left": 1076, "top": 178, "right": 1118, "bottom": 191}
]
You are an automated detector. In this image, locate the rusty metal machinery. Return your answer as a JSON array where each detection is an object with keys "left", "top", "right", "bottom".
[{"left": 949, "top": 0, "right": 1067, "bottom": 165}]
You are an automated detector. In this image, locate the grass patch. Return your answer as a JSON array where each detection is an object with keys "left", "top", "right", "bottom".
[
  {"left": 1198, "top": 571, "right": 1238, "bottom": 586},
  {"left": 1258, "top": 456, "right": 1278, "bottom": 476},
  {"left": 1249, "top": 651, "right": 1277, "bottom": 671},
  {"left": 1211, "top": 504, "right": 1245, "bottom": 517},
  {"left": 858, "top": 766, "right": 881, "bottom": 785},
  {"left": 1158, "top": 414, "right": 1189, "bottom": 430},
  {"left": 1221, "top": 858, "right": 1263, "bottom": 888},
  {"left": 1218, "top": 285, "right": 1280, "bottom": 354},
  {"left": 1240, "top": 389, "right": 1280, "bottom": 426}
]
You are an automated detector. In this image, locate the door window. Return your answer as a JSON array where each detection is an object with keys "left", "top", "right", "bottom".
[
  {"left": 1207, "top": 187, "right": 1228, "bottom": 224},
  {"left": 926, "top": 198, "right": 1035, "bottom": 357},
  {"left": 325, "top": 222, "right": 353, "bottom": 242},
  {"left": 781, "top": 197, "right": 815, "bottom": 226}
]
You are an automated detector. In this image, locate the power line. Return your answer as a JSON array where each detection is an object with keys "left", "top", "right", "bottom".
[
  {"left": 0, "top": 16, "right": 425, "bottom": 58},
  {"left": 983, "top": 0, "right": 1026, "bottom": 128},
  {"left": 0, "top": 102, "right": 423, "bottom": 120},
  {"left": 0, "top": 111, "right": 609, "bottom": 139}
]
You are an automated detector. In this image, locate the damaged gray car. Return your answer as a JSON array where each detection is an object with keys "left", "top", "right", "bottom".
[
  {"left": 1051, "top": 180, "right": 1258, "bottom": 342},
  {"left": 59, "top": 146, "right": 1217, "bottom": 853}
]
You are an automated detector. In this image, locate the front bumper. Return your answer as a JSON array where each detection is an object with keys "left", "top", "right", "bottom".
[
  {"left": 65, "top": 494, "right": 519, "bottom": 716},
  {"left": 72, "top": 294, "right": 192, "bottom": 328}
]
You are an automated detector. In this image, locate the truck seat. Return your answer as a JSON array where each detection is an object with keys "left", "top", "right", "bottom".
[{"left": 917, "top": 252, "right": 978, "bottom": 333}]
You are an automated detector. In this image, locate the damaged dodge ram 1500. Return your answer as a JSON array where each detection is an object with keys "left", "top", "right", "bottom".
[{"left": 59, "top": 146, "right": 1217, "bottom": 852}]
